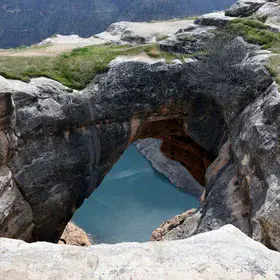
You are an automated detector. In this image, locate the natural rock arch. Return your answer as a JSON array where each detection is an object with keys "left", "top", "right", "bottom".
[{"left": 1, "top": 37, "right": 279, "bottom": 251}]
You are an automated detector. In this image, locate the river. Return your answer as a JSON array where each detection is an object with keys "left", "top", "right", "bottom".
[{"left": 73, "top": 144, "right": 199, "bottom": 244}]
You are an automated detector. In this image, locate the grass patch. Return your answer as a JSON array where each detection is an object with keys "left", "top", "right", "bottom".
[
  {"left": 0, "top": 43, "right": 187, "bottom": 89},
  {"left": 156, "top": 35, "right": 169, "bottom": 41},
  {"left": 224, "top": 18, "right": 280, "bottom": 49},
  {"left": 216, "top": 18, "right": 280, "bottom": 84},
  {"left": 177, "top": 34, "right": 197, "bottom": 42},
  {"left": 144, "top": 44, "right": 204, "bottom": 61},
  {"left": 267, "top": 54, "right": 280, "bottom": 84}
]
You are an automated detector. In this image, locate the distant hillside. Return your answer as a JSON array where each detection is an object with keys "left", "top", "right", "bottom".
[{"left": 0, "top": 0, "right": 235, "bottom": 48}]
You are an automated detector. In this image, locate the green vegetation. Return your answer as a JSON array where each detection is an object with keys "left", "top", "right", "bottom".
[
  {"left": 0, "top": 44, "right": 188, "bottom": 89},
  {"left": 156, "top": 34, "right": 197, "bottom": 42},
  {"left": 225, "top": 18, "right": 280, "bottom": 49},
  {"left": 267, "top": 55, "right": 280, "bottom": 85},
  {"left": 156, "top": 35, "right": 169, "bottom": 41},
  {"left": 215, "top": 18, "right": 280, "bottom": 85},
  {"left": 177, "top": 35, "right": 197, "bottom": 42}
]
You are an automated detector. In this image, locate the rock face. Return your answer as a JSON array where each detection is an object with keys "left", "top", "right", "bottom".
[
  {"left": 0, "top": 225, "right": 280, "bottom": 280},
  {"left": 256, "top": 2, "right": 280, "bottom": 26},
  {"left": 0, "top": 29, "right": 277, "bottom": 247},
  {"left": 1, "top": 0, "right": 280, "bottom": 255},
  {"left": 0, "top": 93, "right": 34, "bottom": 241},
  {"left": 135, "top": 139, "right": 204, "bottom": 197}
]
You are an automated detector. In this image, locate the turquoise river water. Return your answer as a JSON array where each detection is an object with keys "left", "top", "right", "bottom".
[{"left": 73, "top": 145, "right": 199, "bottom": 244}]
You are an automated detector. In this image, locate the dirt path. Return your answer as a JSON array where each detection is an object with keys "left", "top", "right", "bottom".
[{"left": 0, "top": 19, "right": 194, "bottom": 57}]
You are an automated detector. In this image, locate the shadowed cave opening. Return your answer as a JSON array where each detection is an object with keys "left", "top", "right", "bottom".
[
  {"left": 72, "top": 143, "right": 200, "bottom": 244},
  {"left": 24, "top": 93, "right": 228, "bottom": 243},
  {"left": 71, "top": 109, "right": 225, "bottom": 244}
]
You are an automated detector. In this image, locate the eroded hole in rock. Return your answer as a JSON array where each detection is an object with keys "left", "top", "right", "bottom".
[
  {"left": 72, "top": 116, "right": 220, "bottom": 244},
  {"left": 72, "top": 143, "right": 200, "bottom": 244}
]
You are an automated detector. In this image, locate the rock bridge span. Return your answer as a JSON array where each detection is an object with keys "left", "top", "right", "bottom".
[{"left": 0, "top": 38, "right": 279, "bottom": 250}]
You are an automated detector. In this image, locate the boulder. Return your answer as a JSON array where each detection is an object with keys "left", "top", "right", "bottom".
[
  {"left": 195, "top": 12, "right": 236, "bottom": 27},
  {"left": 58, "top": 222, "right": 92, "bottom": 246},
  {"left": 151, "top": 209, "right": 202, "bottom": 241},
  {"left": 159, "top": 24, "right": 215, "bottom": 54},
  {"left": 225, "top": 0, "right": 266, "bottom": 17},
  {"left": 256, "top": 2, "right": 280, "bottom": 26}
]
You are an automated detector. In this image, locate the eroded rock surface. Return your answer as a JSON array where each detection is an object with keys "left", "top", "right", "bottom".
[
  {"left": 135, "top": 139, "right": 204, "bottom": 197},
  {"left": 58, "top": 222, "right": 92, "bottom": 246},
  {"left": 1, "top": 0, "right": 280, "bottom": 254},
  {"left": 225, "top": 0, "right": 266, "bottom": 17},
  {"left": 1, "top": 225, "right": 280, "bottom": 280},
  {"left": 256, "top": 2, "right": 280, "bottom": 26},
  {"left": 0, "top": 32, "right": 275, "bottom": 245}
]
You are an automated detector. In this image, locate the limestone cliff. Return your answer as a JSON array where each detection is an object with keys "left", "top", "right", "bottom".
[{"left": 0, "top": 0, "right": 280, "bottom": 257}]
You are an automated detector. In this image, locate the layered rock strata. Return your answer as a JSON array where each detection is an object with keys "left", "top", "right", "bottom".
[{"left": 0, "top": 0, "right": 280, "bottom": 254}]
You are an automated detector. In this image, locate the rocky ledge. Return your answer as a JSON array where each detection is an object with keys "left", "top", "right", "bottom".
[{"left": 1, "top": 225, "right": 280, "bottom": 280}]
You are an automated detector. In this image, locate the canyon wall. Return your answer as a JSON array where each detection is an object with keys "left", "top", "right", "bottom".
[
  {"left": 0, "top": 0, "right": 280, "bottom": 254},
  {"left": 0, "top": 35, "right": 274, "bottom": 244}
]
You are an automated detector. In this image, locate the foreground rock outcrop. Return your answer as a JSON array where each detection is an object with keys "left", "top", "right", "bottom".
[
  {"left": 1, "top": 225, "right": 280, "bottom": 280},
  {"left": 151, "top": 209, "right": 201, "bottom": 241}
]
